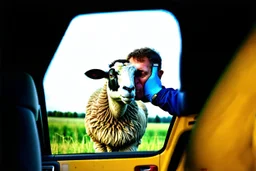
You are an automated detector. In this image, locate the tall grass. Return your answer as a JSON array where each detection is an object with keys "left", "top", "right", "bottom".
[{"left": 48, "top": 117, "right": 170, "bottom": 154}]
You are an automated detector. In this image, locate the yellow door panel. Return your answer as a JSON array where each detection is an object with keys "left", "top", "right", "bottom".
[
  {"left": 160, "top": 115, "right": 196, "bottom": 171},
  {"left": 58, "top": 157, "right": 159, "bottom": 171}
]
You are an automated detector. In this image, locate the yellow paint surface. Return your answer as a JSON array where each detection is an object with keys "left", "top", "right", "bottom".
[{"left": 185, "top": 27, "right": 256, "bottom": 171}]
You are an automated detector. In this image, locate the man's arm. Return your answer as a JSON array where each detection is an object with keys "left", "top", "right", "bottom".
[{"left": 152, "top": 87, "right": 185, "bottom": 115}]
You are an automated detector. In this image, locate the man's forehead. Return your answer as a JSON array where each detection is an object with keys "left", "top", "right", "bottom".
[
  {"left": 130, "top": 60, "right": 152, "bottom": 73},
  {"left": 131, "top": 57, "right": 150, "bottom": 65}
]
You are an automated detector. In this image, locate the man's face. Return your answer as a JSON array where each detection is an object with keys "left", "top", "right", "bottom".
[{"left": 129, "top": 57, "right": 152, "bottom": 100}]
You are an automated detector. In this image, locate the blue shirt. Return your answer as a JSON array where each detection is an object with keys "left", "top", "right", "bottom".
[{"left": 153, "top": 86, "right": 184, "bottom": 115}]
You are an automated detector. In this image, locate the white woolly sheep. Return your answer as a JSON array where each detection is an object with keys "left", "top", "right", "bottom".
[{"left": 84, "top": 59, "right": 148, "bottom": 152}]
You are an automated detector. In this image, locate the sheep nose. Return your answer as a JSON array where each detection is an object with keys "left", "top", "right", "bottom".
[{"left": 123, "top": 86, "right": 135, "bottom": 93}]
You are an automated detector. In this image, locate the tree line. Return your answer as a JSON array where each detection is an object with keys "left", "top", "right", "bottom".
[{"left": 47, "top": 111, "right": 172, "bottom": 123}]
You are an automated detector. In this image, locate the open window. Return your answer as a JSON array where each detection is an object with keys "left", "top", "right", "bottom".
[{"left": 43, "top": 9, "right": 181, "bottom": 155}]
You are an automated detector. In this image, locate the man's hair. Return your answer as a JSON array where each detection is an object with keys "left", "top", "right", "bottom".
[{"left": 126, "top": 47, "right": 162, "bottom": 70}]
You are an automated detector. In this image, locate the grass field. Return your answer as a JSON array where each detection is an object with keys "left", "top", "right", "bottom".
[{"left": 48, "top": 117, "right": 170, "bottom": 154}]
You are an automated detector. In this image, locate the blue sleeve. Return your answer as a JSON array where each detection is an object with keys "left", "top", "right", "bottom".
[{"left": 153, "top": 87, "right": 183, "bottom": 115}]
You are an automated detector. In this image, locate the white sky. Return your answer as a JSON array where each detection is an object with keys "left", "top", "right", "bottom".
[{"left": 43, "top": 9, "right": 182, "bottom": 117}]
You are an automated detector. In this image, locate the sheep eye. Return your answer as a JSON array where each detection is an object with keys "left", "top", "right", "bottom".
[{"left": 109, "top": 69, "right": 118, "bottom": 79}]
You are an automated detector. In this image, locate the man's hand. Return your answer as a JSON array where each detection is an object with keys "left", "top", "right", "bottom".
[{"left": 144, "top": 64, "right": 162, "bottom": 102}]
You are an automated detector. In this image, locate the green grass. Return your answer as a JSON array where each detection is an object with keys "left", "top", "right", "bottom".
[{"left": 48, "top": 117, "right": 170, "bottom": 154}]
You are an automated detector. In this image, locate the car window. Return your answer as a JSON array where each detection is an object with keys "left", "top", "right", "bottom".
[{"left": 43, "top": 9, "right": 181, "bottom": 154}]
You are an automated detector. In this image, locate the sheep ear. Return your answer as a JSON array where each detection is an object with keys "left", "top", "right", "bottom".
[{"left": 84, "top": 69, "right": 108, "bottom": 79}]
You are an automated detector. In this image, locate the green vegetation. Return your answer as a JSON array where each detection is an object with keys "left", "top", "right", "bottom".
[
  {"left": 48, "top": 117, "right": 170, "bottom": 154},
  {"left": 47, "top": 110, "right": 172, "bottom": 123}
]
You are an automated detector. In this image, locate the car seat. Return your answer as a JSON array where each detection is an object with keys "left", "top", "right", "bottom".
[{"left": 0, "top": 71, "right": 42, "bottom": 170}]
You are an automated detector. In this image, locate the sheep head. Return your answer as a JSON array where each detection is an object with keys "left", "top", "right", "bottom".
[{"left": 85, "top": 59, "right": 137, "bottom": 104}]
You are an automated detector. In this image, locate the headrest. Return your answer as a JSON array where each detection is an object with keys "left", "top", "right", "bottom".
[{"left": 0, "top": 71, "right": 40, "bottom": 120}]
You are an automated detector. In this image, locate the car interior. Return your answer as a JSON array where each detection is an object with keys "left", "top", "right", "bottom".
[{"left": 1, "top": 2, "right": 255, "bottom": 171}]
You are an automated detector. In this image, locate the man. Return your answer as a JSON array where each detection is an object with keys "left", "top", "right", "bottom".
[{"left": 127, "top": 47, "right": 185, "bottom": 115}]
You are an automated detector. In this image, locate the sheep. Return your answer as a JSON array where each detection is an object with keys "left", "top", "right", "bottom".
[{"left": 84, "top": 59, "right": 148, "bottom": 152}]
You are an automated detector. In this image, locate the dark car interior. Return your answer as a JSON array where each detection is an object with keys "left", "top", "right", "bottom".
[{"left": 1, "top": 1, "right": 255, "bottom": 171}]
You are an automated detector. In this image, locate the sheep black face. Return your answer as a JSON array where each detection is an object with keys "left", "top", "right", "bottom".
[
  {"left": 108, "top": 68, "right": 119, "bottom": 91},
  {"left": 85, "top": 60, "right": 136, "bottom": 104}
]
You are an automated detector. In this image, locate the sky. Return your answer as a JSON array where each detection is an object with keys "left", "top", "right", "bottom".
[{"left": 43, "top": 9, "right": 182, "bottom": 117}]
